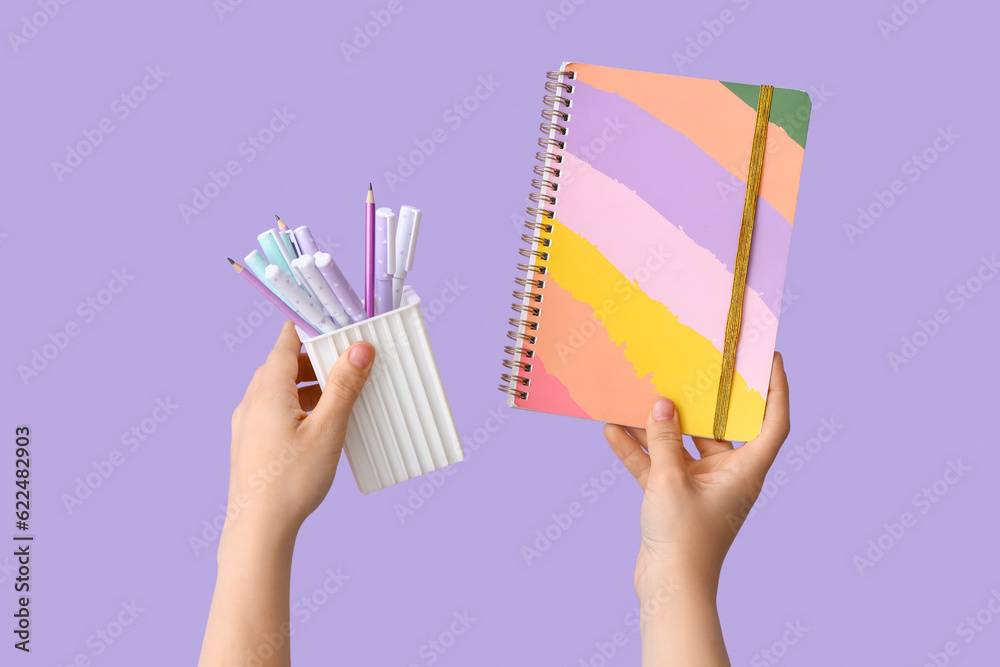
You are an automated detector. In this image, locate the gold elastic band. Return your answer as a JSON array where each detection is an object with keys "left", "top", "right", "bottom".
[{"left": 712, "top": 84, "right": 774, "bottom": 441}]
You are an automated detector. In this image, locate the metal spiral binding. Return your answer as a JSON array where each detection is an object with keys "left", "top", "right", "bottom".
[{"left": 499, "top": 69, "right": 575, "bottom": 400}]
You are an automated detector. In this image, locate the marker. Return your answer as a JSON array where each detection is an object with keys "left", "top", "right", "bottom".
[
  {"left": 244, "top": 249, "right": 294, "bottom": 310},
  {"left": 392, "top": 205, "right": 421, "bottom": 309},
  {"left": 258, "top": 229, "right": 294, "bottom": 278},
  {"left": 315, "top": 251, "right": 367, "bottom": 323},
  {"left": 228, "top": 258, "right": 319, "bottom": 336},
  {"left": 375, "top": 207, "right": 396, "bottom": 314},
  {"left": 294, "top": 255, "right": 351, "bottom": 327},
  {"left": 294, "top": 225, "right": 320, "bottom": 256},
  {"left": 264, "top": 264, "right": 336, "bottom": 333}
]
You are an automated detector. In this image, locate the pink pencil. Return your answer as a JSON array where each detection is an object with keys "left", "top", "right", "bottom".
[
  {"left": 365, "top": 184, "right": 376, "bottom": 317},
  {"left": 228, "top": 258, "right": 319, "bottom": 336}
]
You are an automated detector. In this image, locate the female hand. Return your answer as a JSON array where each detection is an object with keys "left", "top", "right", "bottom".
[
  {"left": 604, "top": 352, "right": 790, "bottom": 665},
  {"left": 223, "top": 321, "right": 375, "bottom": 549}
]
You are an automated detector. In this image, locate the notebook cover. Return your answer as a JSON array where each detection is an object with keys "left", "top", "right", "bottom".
[{"left": 507, "top": 62, "right": 811, "bottom": 441}]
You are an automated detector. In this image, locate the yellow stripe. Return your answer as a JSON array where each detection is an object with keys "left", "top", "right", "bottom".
[{"left": 547, "top": 218, "right": 764, "bottom": 439}]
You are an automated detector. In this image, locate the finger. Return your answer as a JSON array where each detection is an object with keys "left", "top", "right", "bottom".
[
  {"left": 604, "top": 424, "right": 651, "bottom": 490},
  {"left": 297, "top": 383, "right": 323, "bottom": 412},
  {"left": 262, "top": 321, "right": 304, "bottom": 388},
  {"left": 303, "top": 342, "right": 376, "bottom": 441},
  {"left": 623, "top": 426, "right": 647, "bottom": 448},
  {"left": 298, "top": 352, "right": 317, "bottom": 384},
  {"left": 691, "top": 435, "right": 734, "bottom": 458},
  {"left": 741, "top": 352, "right": 791, "bottom": 477},
  {"left": 645, "top": 398, "right": 688, "bottom": 477},
  {"left": 627, "top": 426, "right": 695, "bottom": 461}
]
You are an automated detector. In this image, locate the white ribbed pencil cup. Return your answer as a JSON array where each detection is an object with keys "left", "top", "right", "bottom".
[{"left": 298, "top": 287, "right": 463, "bottom": 494}]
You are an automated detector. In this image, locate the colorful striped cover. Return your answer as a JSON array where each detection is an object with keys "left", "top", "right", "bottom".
[{"left": 508, "top": 62, "right": 811, "bottom": 441}]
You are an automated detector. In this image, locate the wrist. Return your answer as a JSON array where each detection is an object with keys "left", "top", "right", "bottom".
[
  {"left": 636, "top": 561, "right": 719, "bottom": 604},
  {"left": 217, "top": 516, "right": 299, "bottom": 573}
]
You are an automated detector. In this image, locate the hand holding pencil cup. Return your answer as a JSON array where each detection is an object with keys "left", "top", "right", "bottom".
[{"left": 228, "top": 188, "right": 463, "bottom": 494}]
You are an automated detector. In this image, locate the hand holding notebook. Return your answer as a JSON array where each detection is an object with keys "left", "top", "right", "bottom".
[{"left": 500, "top": 62, "right": 812, "bottom": 441}]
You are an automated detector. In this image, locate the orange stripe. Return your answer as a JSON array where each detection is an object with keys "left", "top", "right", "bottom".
[
  {"left": 570, "top": 63, "right": 805, "bottom": 224},
  {"left": 529, "top": 275, "right": 662, "bottom": 426}
]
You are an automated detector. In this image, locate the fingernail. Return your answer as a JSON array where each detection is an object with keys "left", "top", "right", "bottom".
[
  {"left": 652, "top": 398, "right": 674, "bottom": 422},
  {"left": 348, "top": 343, "right": 374, "bottom": 369}
]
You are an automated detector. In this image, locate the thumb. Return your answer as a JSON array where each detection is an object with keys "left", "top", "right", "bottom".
[
  {"left": 646, "top": 398, "right": 687, "bottom": 476},
  {"left": 307, "top": 342, "right": 375, "bottom": 442}
]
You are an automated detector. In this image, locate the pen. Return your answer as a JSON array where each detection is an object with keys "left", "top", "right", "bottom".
[
  {"left": 294, "top": 255, "right": 352, "bottom": 327},
  {"left": 315, "top": 251, "right": 367, "bottom": 323},
  {"left": 375, "top": 207, "right": 396, "bottom": 315},
  {"left": 264, "top": 264, "right": 336, "bottom": 333},
  {"left": 392, "top": 205, "right": 421, "bottom": 309}
]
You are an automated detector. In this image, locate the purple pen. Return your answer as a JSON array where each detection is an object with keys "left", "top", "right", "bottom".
[
  {"left": 314, "top": 251, "right": 367, "bottom": 322},
  {"left": 294, "top": 225, "right": 320, "bottom": 256}
]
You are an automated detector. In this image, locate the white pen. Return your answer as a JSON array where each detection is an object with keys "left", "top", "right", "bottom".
[
  {"left": 375, "top": 207, "right": 396, "bottom": 315},
  {"left": 392, "top": 205, "right": 421, "bottom": 309},
  {"left": 293, "top": 255, "right": 352, "bottom": 327}
]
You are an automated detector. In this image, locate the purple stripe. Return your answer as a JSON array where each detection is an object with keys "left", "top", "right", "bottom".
[{"left": 560, "top": 80, "right": 792, "bottom": 312}]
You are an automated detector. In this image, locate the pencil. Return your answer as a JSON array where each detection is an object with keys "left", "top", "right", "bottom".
[
  {"left": 365, "top": 184, "right": 376, "bottom": 317},
  {"left": 228, "top": 258, "right": 319, "bottom": 336}
]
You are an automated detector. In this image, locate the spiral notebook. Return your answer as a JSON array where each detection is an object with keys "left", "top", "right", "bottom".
[{"left": 499, "top": 62, "right": 812, "bottom": 441}]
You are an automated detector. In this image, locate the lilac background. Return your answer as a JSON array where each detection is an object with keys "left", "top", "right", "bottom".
[{"left": 3, "top": 0, "right": 999, "bottom": 664}]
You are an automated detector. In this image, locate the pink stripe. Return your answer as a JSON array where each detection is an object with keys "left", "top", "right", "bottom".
[{"left": 554, "top": 151, "right": 779, "bottom": 395}]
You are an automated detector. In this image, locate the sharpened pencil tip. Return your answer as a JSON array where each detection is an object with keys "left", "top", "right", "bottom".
[
  {"left": 227, "top": 257, "right": 235, "bottom": 265},
  {"left": 275, "top": 214, "right": 280, "bottom": 221}
]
